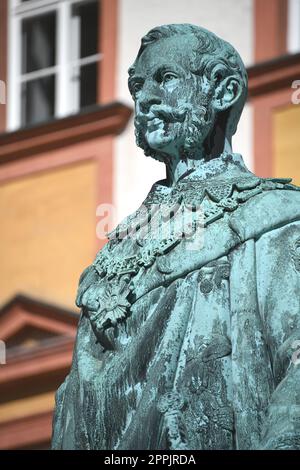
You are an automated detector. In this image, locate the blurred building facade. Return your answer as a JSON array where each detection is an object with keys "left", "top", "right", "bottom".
[{"left": 0, "top": 0, "right": 299, "bottom": 449}]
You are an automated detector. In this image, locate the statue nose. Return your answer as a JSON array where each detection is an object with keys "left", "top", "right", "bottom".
[{"left": 137, "top": 95, "right": 162, "bottom": 114}]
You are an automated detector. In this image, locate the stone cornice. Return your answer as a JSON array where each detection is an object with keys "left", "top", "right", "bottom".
[
  {"left": 247, "top": 52, "right": 300, "bottom": 98},
  {"left": 0, "top": 102, "right": 132, "bottom": 164}
]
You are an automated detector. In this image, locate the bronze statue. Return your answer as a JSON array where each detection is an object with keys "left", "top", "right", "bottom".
[{"left": 52, "top": 24, "right": 300, "bottom": 450}]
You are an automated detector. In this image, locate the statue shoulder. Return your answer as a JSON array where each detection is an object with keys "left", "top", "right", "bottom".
[
  {"left": 75, "top": 263, "right": 99, "bottom": 308},
  {"left": 229, "top": 183, "right": 300, "bottom": 241}
]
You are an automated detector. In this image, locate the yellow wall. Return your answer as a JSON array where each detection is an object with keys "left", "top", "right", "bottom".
[
  {"left": 273, "top": 105, "right": 300, "bottom": 186},
  {"left": 0, "top": 160, "right": 96, "bottom": 309},
  {"left": 0, "top": 391, "right": 54, "bottom": 423}
]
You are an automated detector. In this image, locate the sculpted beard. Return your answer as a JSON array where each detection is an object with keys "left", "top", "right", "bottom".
[{"left": 134, "top": 90, "right": 214, "bottom": 162}]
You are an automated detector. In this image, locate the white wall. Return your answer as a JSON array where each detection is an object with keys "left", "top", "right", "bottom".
[{"left": 114, "top": 0, "right": 254, "bottom": 222}]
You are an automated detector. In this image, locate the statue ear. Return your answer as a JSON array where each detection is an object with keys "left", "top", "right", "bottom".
[{"left": 212, "top": 75, "right": 242, "bottom": 112}]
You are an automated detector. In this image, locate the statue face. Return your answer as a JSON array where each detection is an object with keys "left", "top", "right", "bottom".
[{"left": 129, "top": 35, "right": 214, "bottom": 161}]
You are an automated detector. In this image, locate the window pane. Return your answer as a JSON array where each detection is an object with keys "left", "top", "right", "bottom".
[
  {"left": 21, "top": 75, "right": 55, "bottom": 126},
  {"left": 22, "top": 12, "right": 56, "bottom": 74},
  {"left": 80, "top": 62, "right": 97, "bottom": 108},
  {"left": 72, "top": 1, "right": 99, "bottom": 59}
]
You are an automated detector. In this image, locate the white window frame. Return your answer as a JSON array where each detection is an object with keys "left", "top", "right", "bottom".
[
  {"left": 288, "top": 0, "right": 300, "bottom": 54},
  {"left": 7, "top": 0, "right": 102, "bottom": 131}
]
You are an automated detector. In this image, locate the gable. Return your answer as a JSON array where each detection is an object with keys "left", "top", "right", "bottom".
[{"left": 0, "top": 295, "right": 78, "bottom": 355}]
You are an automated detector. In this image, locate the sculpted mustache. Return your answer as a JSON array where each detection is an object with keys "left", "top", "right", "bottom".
[{"left": 135, "top": 105, "right": 188, "bottom": 125}]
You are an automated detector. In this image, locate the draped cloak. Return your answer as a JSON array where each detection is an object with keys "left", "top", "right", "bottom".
[{"left": 52, "top": 156, "right": 300, "bottom": 450}]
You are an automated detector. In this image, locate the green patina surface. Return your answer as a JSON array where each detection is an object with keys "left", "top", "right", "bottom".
[{"left": 52, "top": 24, "right": 300, "bottom": 450}]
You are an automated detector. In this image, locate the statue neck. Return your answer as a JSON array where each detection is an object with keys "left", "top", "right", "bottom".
[
  {"left": 165, "top": 150, "right": 251, "bottom": 188},
  {"left": 164, "top": 135, "right": 246, "bottom": 187}
]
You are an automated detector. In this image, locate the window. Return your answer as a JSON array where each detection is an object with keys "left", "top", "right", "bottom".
[
  {"left": 8, "top": 0, "right": 101, "bottom": 130},
  {"left": 288, "top": 0, "right": 300, "bottom": 54}
]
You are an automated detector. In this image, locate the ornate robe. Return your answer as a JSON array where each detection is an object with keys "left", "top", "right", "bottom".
[{"left": 52, "top": 155, "right": 300, "bottom": 450}]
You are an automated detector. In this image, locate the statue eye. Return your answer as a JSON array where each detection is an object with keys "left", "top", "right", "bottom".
[
  {"left": 162, "top": 72, "right": 178, "bottom": 83},
  {"left": 131, "top": 82, "right": 143, "bottom": 96}
]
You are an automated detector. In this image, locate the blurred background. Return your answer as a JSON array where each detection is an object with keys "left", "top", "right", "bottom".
[{"left": 0, "top": 0, "right": 299, "bottom": 449}]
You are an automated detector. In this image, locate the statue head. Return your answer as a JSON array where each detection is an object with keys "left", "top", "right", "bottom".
[{"left": 128, "top": 24, "right": 248, "bottom": 163}]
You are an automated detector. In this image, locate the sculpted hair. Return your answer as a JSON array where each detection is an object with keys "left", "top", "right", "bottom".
[{"left": 129, "top": 23, "right": 248, "bottom": 138}]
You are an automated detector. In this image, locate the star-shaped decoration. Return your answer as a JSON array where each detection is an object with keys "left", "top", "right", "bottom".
[{"left": 92, "top": 284, "right": 131, "bottom": 330}]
